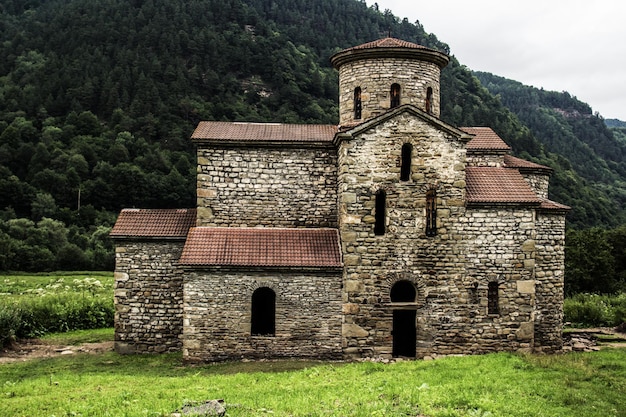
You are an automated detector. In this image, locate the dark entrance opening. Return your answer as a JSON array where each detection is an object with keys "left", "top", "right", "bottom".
[
  {"left": 251, "top": 287, "right": 275, "bottom": 335},
  {"left": 390, "top": 280, "right": 416, "bottom": 302},
  {"left": 392, "top": 309, "right": 416, "bottom": 357}
]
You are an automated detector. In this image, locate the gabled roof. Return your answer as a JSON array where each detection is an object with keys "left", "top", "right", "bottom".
[
  {"left": 191, "top": 121, "right": 337, "bottom": 145},
  {"left": 461, "top": 127, "right": 511, "bottom": 152},
  {"left": 110, "top": 208, "right": 196, "bottom": 239},
  {"left": 504, "top": 154, "right": 553, "bottom": 174},
  {"left": 337, "top": 104, "right": 473, "bottom": 144},
  {"left": 465, "top": 167, "right": 542, "bottom": 205},
  {"left": 179, "top": 227, "right": 342, "bottom": 269}
]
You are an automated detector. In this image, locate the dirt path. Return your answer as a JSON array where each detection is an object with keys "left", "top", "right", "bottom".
[
  {"left": 2, "top": 327, "right": 624, "bottom": 364},
  {"left": 0, "top": 339, "right": 114, "bottom": 364}
]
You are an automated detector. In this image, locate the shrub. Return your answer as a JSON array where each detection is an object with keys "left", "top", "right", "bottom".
[
  {"left": 0, "top": 274, "right": 114, "bottom": 347},
  {"left": 0, "top": 305, "right": 22, "bottom": 346},
  {"left": 564, "top": 293, "right": 626, "bottom": 327},
  {"left": 8, "top": 294, "right": 114, "bottom": 339}
]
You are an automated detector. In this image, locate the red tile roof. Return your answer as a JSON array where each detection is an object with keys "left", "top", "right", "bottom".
[
  {"left": 461, "top": 127, "right": 511, "bottom": 152},
  {"left": 330, "top": 37, "right": 449, "bottom": 69},
  {"left": 539, "top": 199, "right": 571, "bottom": 211},
  {"left": 180, "top": 227, "right": 342, "bottom": 268},
  {"left": 504, "top": 154, "right": 553, "bottom": 173},
  {"left": 110, "top": 208, "right": 196, "bottom": 239},
  {"left": 191, "top": 122, "right": 337, "bottom": 144},
  {"left": 466, "top": 167, "right": 542, "bottom": 205},
  {"left": 346, "top": 37, "right": 430, "bottom": 51}
]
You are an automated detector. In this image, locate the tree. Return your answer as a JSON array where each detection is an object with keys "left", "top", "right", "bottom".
[{"left": 565, "top": 228, "right": 617, "bottom": 294}]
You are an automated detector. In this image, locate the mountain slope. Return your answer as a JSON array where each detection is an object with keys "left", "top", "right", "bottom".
[
  {"left": 475, "top": 72, "right": 626, "bottom": 227},
  {"left": 0, "top": 0, "right": 624, "bottom": 271}
]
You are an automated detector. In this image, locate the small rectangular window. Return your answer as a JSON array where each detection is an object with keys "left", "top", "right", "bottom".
[
  {"left": 374, "top": 190, "right": 386, "bottom": 235},
  {"left": 487, "top": 282, "right": 499, "bottom": 315},
  {"left": 425, "top": 190, "right": 437, "bottom": 237},
  {"left": 390, "top": 84, "right": 401, "bottom": 108},
  {"left": 400, "top": 143, "right": 412, "bottom": 181},
  {"left": 354, "top": 87, "right": 362, "bottom": 119}
]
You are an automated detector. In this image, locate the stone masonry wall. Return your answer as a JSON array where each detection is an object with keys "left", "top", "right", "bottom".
[
  {"left": 338, "top": 57, "right": 442, "bottom": 126},
  {"left": 338, "top": 113, "right": 469, "bottom": 358},
  {"left": 521, "top": 173, "right": 550, "bottom": 199},
  {"left": 466, "top": 153, "right": 504, "bottom": 167},
  {"left": 534, "top": 211, "right": 566, "bottom": 352},
  {"left": 183, "top": 269, "right": 343, "bottom": 362},
  {"left": 196, "top": 146, "right": 337, "bottom": 228},
  {"left": 114, "top": 240, "right": 185, "bottom": 354},
  {"left": 455, "top": 207, "right": 537, "bottom": 354},
  {"left": 338, "top": 113, "right": 547, "bottom": 358}
]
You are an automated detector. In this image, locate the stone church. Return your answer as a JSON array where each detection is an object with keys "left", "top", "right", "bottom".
[{"left": 110, "top": 37, "right": 569, "bottom": 362}]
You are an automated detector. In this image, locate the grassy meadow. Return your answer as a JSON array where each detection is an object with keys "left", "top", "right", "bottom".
[{"left": 1, "top": 331, "right": 625, "bottom": 417}]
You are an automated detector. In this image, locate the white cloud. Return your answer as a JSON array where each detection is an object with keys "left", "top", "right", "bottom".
[{"left": 373, "top": 0, "right": 626, "bottom": 120}]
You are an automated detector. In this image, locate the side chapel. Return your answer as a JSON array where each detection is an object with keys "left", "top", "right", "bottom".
[{"left": 110, "top": 37, "right": 569, "bottom": 362}]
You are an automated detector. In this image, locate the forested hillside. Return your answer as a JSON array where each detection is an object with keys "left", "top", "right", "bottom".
[
  {"left": 476, "top": 72, "right": 626, "bottom": 227},
  {"left": 0, "top": 0, "right": 625, "bottom": 273}
]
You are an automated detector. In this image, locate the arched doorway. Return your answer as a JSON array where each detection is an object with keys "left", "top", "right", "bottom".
[
  {"left": 390, "top": 280, "right": 416, "bottom": 357},
  {"left": 251, "top": 287, "right": 276, "bottom": 336}
]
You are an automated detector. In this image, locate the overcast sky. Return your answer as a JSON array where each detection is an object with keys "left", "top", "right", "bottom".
[{"left": 373, "top": 0, "right": 625, "bottom": 120}]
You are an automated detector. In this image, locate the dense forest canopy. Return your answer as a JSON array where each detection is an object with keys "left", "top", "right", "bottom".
[{"left": 0, "top": 0, "right": 625, "bottom": 290}]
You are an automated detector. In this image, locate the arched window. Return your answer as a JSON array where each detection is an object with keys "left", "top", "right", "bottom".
[
  {"left": 390, "top": 280, "right": 416, "bottom": 302},
  {"left": 488, "top": 282, "right": 499, "bottom": 315},
  {"left": 425, "top": 87, "right": 433, "bottom": 114},
  {"left": 251, "top": 287, "right": 275, "bottom": 335},
  {"left": 354, "top": 87, "right": 362, "bottom": 119},
  {"left": 390, "top": 83, "right": 401, "bottom": 108},
  {"left": 425, "top": 189, "right": 437, "bottom": 237},
  {"left": 374, "top": 190, "right": 386, "bottom": 236},
  {"left": 400, "top": 143, "right": 412, "bottom": 181}
]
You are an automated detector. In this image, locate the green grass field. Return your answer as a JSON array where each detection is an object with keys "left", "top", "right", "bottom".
[{"left": 1, "top": 328, "right": 625, "bottom": 417}]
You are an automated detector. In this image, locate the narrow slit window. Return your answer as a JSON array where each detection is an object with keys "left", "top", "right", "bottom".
[
  {"left": 374, "top": 190, "right": 386, "bottom": 236},
  {"left": 390, "top": 83, "right": 401, "bottom": 108},
  {"left": 400, "top": 143, "right": 412, "bottom": 181},
  {"left": 251, "top": 287, "right": 276, "bottom": 335},
  {"left": 488, "top": 282, "right": 499, "bottom": 315},
  {"left": 425, "top": 87, "right": 433, "bottom": 114},
  {"left": 425, "top": 189, "right": 437, "bottom": 237},
  {"left": 354, "top": 87, "right": 362, "bottom": 119}
]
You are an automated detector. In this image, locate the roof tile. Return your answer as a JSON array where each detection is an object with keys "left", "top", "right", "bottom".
[
  {"left": 180, "top": 227, "right": 342, "bottom": 268},
  {"left": 466, "top": 167, "right": 541, "bottom": 204},
  {"left": 346, "top": 37, "right": 430, "bottom": 51},
  {"left": 504, "top": 154, "right": 553, "bottom": 172},
  {"left": 110, "top": 208, "right": 196, "bottom": 238},
  {"left": 461, "top": 127, "right": 511, "bottom": 151},
  {"left": 539, "top": 199, "right": 571, "bottom": 211},
  {"left": 191, "top": 122, "right": 337, "bottom": 143}
]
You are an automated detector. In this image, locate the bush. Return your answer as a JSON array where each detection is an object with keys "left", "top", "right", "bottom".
[
  {"left": 0, "top": 293, "right": 114, "bottom": 346},
  {"left": 0, "top": 305, "right": 22, "bottom": 346},
  {"left": 564, "top": 293, "right": 626, "bottom": 327}
]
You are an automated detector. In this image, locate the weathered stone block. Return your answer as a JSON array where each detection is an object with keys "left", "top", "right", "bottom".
[
  {"left": 517, "top": 280, "right": 536, "bottom": 294},
  {"left": 343, "top": 323, "right": 369, "bottom": 338},
  {"left": 516, "top": 322, "right": 534, "bottom": 340}
]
